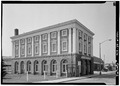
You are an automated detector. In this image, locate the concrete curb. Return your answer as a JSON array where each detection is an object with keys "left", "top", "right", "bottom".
[{"left": 35, "top": 74, "right": 98, "bottom": 83}]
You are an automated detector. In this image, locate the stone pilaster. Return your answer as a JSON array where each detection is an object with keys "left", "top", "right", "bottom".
[
  {"left": 73, "top": 28, "right": 76, "bottom": 53},
  {"left": 19, "top": 40, "right": 20, "bottom": 58},
  {"left": 39, "top": 35, "right": 41, "bottom": 56},
  {"left": 48, "top": 33, "right": 50, "bottom": 55},
  {"left": 25, "top": 38, "right": 27, "bottom": 57},
  {"left": 32, "top": 37, "right": 34, "bottom": 57},
  {"left": 87, "top": 35, "right": 88, "bottom": 56},
  {"left": 68, "top": 28, "right": 71, "bottom": 54},
  {"left": 18, "top": 61, "right": 21, "bottom": 74},
  {"left": 58, "top": 30, "right": 60, "bottom": 54},
  {"left": 31, "top": 61, "right": 34, "bottom": 74},
  {"left": 91, "top": 38, "right": 93, "bottom": 56},
  {"left": 82, "top": 32, "right": 84, "bottom": 55}
]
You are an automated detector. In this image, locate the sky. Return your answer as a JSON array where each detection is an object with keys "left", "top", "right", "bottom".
[{"left": 2, "top": 2, "right": 116, "bottom": 63}]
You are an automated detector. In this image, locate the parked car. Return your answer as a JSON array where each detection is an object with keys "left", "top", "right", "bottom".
[{"left": 102, "top": 67, "right": 108, "bottom": 72}]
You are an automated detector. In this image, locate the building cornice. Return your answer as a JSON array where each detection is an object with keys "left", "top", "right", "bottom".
[
  {"left": 11, "top": 53, "right": 77, "bottom": 60},
  {"left": 10, "top": 19, "right": 94, "bottom": 39}
]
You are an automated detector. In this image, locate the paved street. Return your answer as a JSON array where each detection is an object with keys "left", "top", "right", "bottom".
[
  {"left": 63, "top": 71, "right": 116, "bottom": 85},
  {"left": 2, "top": 71, "right": 116, "bottom": 85}
]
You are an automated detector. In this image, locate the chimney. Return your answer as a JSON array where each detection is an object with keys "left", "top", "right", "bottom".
[{"left": 14, "top": 28, "right": 19, "bottom": 36}]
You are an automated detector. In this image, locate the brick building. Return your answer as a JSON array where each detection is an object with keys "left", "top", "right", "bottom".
[{"left": 10, "top": 19, "right": 94, "bottom": 77}]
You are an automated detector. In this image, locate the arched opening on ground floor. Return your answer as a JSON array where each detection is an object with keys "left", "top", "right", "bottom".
[
  {"left": 51, "top": 59, "right": 57, "bottom": 75},
  {"left": 27, "top": 61, "right": 31, "bottom": 74},
  {"left": 61, "top": 59, "right": 68, "bottom": 76},
  {"left": 14, "top": 61, "right": 19, "bottom": 74},
  {"left": 42, "top": 60, "right": 48, "bottom": 75},
  {"left": 34, "top": 60, "right": 39, "bottom": 74},
  {"left": 20, "top": 61, "right": 25, "bottom": 74}
]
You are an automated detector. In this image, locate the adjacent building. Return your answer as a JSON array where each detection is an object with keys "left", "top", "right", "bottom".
[
  {"left": 10, "top": 19, "right": 94, "bottom": 77},
  {"left": 93, "top": 56, "right": 104, "bottom": 71}
]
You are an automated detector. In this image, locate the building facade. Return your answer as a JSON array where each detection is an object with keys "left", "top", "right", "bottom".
[
  {"left": 10, "top": 19, "right": 94, "bottom": 77},
  {"left": 93, "top": 56, "right": 104, "bottom": 71}
]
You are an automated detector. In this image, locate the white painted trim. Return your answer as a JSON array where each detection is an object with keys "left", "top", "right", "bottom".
[
  {"left": 62, "top": 40, "right": 67, "bottom": 52},
  {"left": 39, "top": 35, "right": 41, "bottom": 56},
  {"left": 25, "top": 39, "right": 27, "bottom": 57},
  {"left": 68, "top": 28, "right": 71, "bottom": 54},
  {"left": 43, "top": 42, "right": 47, "bottom": 53},
  {"left": 51, "top": 40, "right": 57, "bottom": 52},
  {"left": 32, "top": 37, "right": 34, "bottom": 57},
  {"left": 48, "top": 33, "right": 50, "bottom": 55},
  {"left": 10, "top": 19, "right": 94, "bottom": 39},
  {"left": 58, "top": 30, "right": 60, "bottom": 54},
  {"left": 73, "top": 28, "right": 76, "bottom": 53},
  {"left": 19, "top": 40, "right": 20, "bottom": 58}
]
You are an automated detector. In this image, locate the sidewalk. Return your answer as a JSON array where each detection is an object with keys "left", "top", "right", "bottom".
[
  {"left": 34, "top": 74, "right": 98, "bottom": 83},
  {"left": 34, "top": 71, "right": 116, "bottom": 83}
]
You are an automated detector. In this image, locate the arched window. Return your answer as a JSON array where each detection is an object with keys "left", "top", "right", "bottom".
[
  {"left": 20, "top": 61, "right": 24, "bottom": 74},
  {"left": 51, "top": 60, "right": 57, "bottom": 74},
  {"left": 27, "top": 61, "right": 31, "bottom": 73},
  {"left": 14, "top": 61, "right": 19, "bottom": 74},
  {"left": 42, "top": 60, "right": 48, "bottom": 73},
  {"left": 34, "top": 60, "right": 39, "bottom": 74},
  {"left": 61, "top": 59, "right": 68, "bottom": 73}
]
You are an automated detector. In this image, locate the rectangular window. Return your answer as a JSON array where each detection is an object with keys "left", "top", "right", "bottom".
[
  {"left": 27, "top": 37, "right": 32, "bottom": 43},
  {"left": 15, "top": 40, "right": 19, "bottom": 57},
  {"left": 51, "top": 31, "right": 56, "bottom": 38},
  {"left": 84, "top": 44, "right": 86, "bottom": 53},
  {"left": 42, "top": 34, "right": 47, "bottom": 40},
  {"left": 62, "top": 40, "right": 67, "bottom": 51},
  {"left": 61, "top": 29, "right": 67, "bottom": 36},
  {"left": 43, "top": 42, "right": 47, "bottom": 53},
  {"left": 21, "top": 45, "right": 25, "bottom": 55},
  {"left": 34, "top": 43, "right": 39, "bottom": 54},
  {"left": 27, "top": 44, "right": 32, "bottom": 55},
  {"left": 34, "top": 35, "right": 39, "bottom": 42},
  {"left": 20, "top": 39, "right": 25, "bottom": 57},
  {"left": 15, "top": 45, "right": 19, "bottom": 57},
  {"left": 34, "top": 35, "right": 39, "bottom": 56},
  {"left": 51, "top": 40, "right": 57, "bottom": 52}
]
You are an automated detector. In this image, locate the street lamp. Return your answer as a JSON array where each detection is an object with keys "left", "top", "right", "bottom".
[{"left": 99, "top": 39, "right": 112, "bottom": 75}]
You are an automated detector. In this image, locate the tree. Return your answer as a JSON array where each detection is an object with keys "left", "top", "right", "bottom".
[{"left": 1, "top": 59, "right": 8, "bottom": 78}]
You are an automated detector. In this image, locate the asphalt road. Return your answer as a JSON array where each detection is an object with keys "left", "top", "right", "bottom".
[{"left": 63, "top": 71, "right": 116, "bottom": 85}]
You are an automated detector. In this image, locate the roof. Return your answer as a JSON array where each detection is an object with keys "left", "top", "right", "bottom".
[
  {"left": 93, "top": 56, "right": 104, "bottom": 64},
  {"left": 10, "top": 19, "right": 94, "bottom": 39}
]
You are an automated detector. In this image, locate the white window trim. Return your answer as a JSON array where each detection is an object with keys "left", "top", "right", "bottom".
[
  {"left": 34, "top": 43, "right": 39, "bottom": 54},
  {"left": 42, "top": 34, "right": 47, "bottom": 40},
  {"left": 21, "top": 45, "right": 25, "bottom": 55},
  {"left": 43, "top": 42, "right": 47, "bottom": 53},
  {"left": 62, "top": 40, "right": 67, "bottom": 51},
  {"left": 27, "top": 44, "right": 32, "bottom": 55},
  {"left": 15, "top": 45, "right": 19, "bottom": 57},
  {"left": 51, "top": 40, "right": 57, "bottom": 52},
  {"left": 62, "top": 29, "right": 67, "bottom": 36},
  {"left": 51, "top": 32, "right": 56, "bottom": 38}
]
